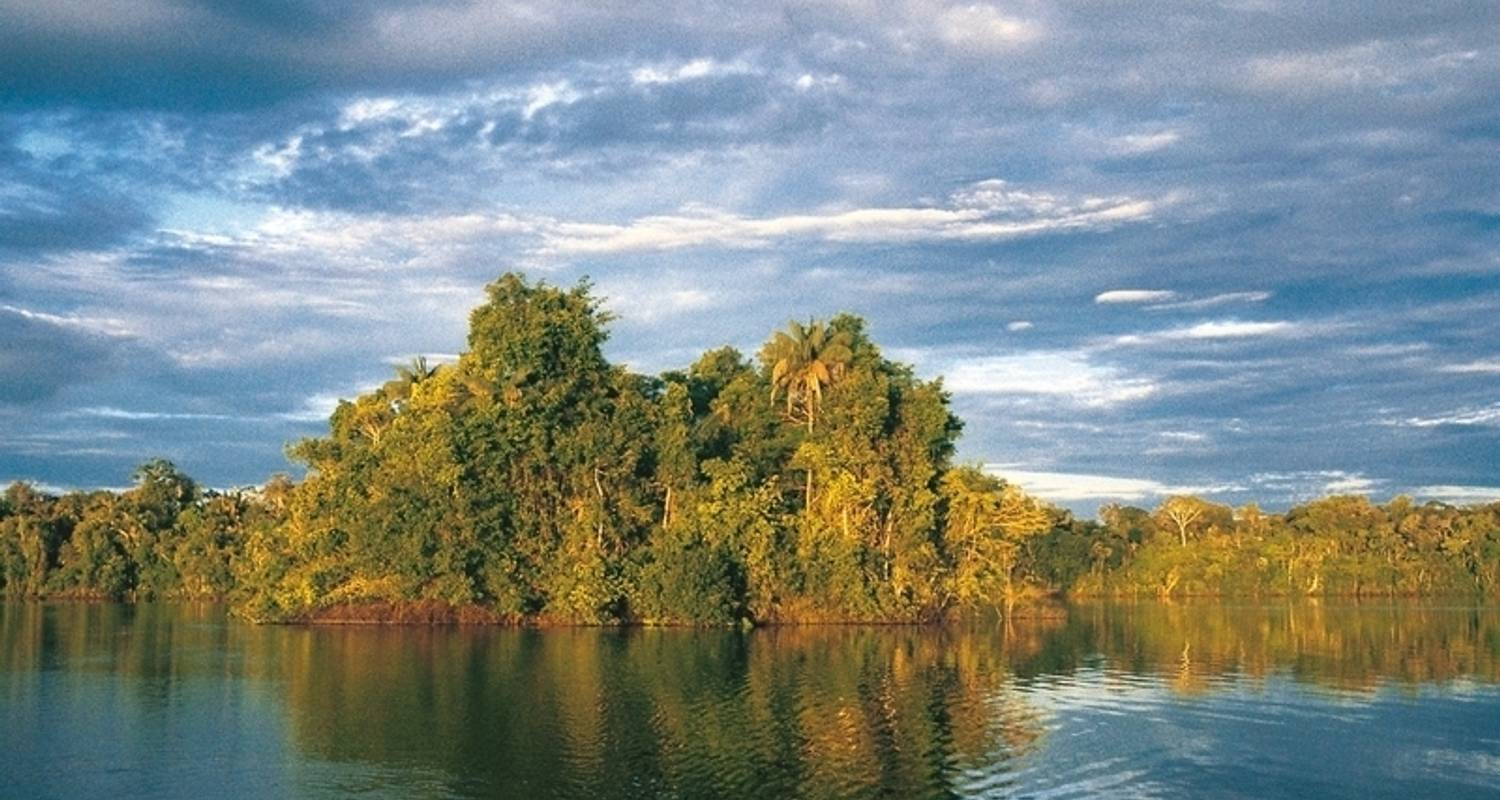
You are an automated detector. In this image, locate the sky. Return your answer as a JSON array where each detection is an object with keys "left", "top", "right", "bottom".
[{"left": 1, "top": 1, "right": 1498, "bottom": 513}]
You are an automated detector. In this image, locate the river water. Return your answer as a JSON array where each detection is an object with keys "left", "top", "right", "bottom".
[{"left": 3, "top": 602, "right": 1498, "bottom": 798}]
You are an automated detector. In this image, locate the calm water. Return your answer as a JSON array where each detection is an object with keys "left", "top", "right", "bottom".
[{"left": 3, "top": 603, "right": 1499, "bottom": 799}]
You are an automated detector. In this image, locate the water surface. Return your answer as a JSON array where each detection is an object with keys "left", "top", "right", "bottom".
[{"left": 3, "top": 602, "right": 1499, "bottom": 798}]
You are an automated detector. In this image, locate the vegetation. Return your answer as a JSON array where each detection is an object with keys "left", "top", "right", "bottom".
[{"left": 2, "top": 274, "right": 1497, "bottom": 622}]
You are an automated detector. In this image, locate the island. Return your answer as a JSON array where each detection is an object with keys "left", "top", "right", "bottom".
[{"left": 3, "top": 274, "right": 1497, "bottom": 624}]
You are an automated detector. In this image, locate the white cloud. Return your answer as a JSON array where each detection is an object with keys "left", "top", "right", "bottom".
[
  {"left": 522, "top": 80, "right": 581, "bottom": 120},
  {"left": 339, "top": 97, "right": 402, "bottom": 127},
  {"left": 1243, "top": 41, "right": 1484, "bottom": 100},
  {"left": 0, "top": 479, "right": 77, "bottom": 496},
  {"left": 936, "top": 4, "right": 1042, "bottom": 53},
  {"left": 71, "top": 406, "right": 239, "bottom": 422},
  {"left": 1105, "top": 130, "right": 1182, "bottom": 156},
  {"left": 1095, "top": 289, "right": 1176, "bottom": 304},
  {"left": 176, "top": 177, "right": 1161, "bottom": 266},
  {"left": 0, "top": 304, "right": 134, "bottom": 337},
  {"left": 794, "top": 72, "right": 843, "bottom": 92},
  {"left": 630, "top": 57, "right": 749, "bottom": 85},
  {"left": 382, "top": 352, "right": 460, "bottom": 367},
  {"left": 1173, "top": 320, "right": 1294, "bottom": 339},
  {"left": 1322, "top": 473, "right": 1377, "bottom": 494},
  {"left": 188, "top": 208, "right": 538, "bottom": 270},
  {"left": 1112, "top": 319, "right": 1298, "bottom": 346},
  {"left": 540, "top": 179, "right": 1157, "bottom": 256},
  {"left": 1243, "top": 42, "right": 1479, "bottom": 97},
  {"left": 1146, "top": 291, "right": 1272, "bottom": 311},
  {"left": 193, "top": 180, "right": 1157, "bottom": 264},
  {"left": 1415, "top": 485, "right": 1500, "bottom": 504},
  {"left": 1006, "top": 320, "right": 1033, "bottom": 331},
  {"left": 1247, "top": 44, "right": 1395, "bottom": 93},
  {"left": 1395, "top": 403, "right": 1500, "bottom": 428},
  {"left": 250, "top": 134, "right": 303, "bottom": 179},
  {"left": 942, "top": 351, "right": 1157, "bottom": 407},
  {"left": 1346, "top": 342, "right": 1430, "bottom": 357},
  {"left": 278, "top": 393, "right": 347, "bottom": 423},
  {"left": 1159, "top": 430, "right": 1208, "bottom": 443},
  {"left": 1438, "top": 360, "right": 1500, "bottom": 374},
  {"left": 1249, "top": 470, "right": 1380, "bottom": 498},
  {"left": 598, "top": 282, "right": 718, "bottom": 322},
  {"left": 985, "top": 466, "right": 1231, "bottom": 503}
]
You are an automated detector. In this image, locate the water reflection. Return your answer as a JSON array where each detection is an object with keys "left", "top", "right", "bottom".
[{"left": 3, "top": 602, "right": 1499, "bottom": 799}]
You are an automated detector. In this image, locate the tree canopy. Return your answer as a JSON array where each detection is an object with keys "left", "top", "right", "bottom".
[{"left": 2, "top": 273, "right": 1497, "bottom": 622}]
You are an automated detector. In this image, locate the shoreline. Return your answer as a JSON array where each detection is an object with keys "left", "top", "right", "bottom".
[{"left": 6, "top": 594, "right": 1495, "bottom": 628}]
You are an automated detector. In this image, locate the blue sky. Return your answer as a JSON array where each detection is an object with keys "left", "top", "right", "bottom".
[{"left": 1, "top": 1, "right": 1497, "bottom": 511}]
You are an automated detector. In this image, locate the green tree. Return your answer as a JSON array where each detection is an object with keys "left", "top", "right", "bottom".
[
  {"left": 761, "top": 319, "right": 854, "bottom": 433},
  {"left": 941, "top": 467, "right": 1051, "bottom": 614}
]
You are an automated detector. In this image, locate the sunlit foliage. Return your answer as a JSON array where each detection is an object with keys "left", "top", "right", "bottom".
[{"left": 2, "top": 274, "right": 1496, "bottom": 619}]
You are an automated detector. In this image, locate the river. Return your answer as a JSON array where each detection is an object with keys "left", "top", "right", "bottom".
[{"left": 3, "top": 602, "right": 1498, "bottom": 798}]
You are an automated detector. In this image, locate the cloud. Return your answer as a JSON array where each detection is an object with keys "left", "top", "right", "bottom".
[
  {"left": 2, "top": 2, "right": 1498, "bottom": 498},
  {"left": 0, "top": 479, "right": 73, "bottom": 496},
  {"left": 942, "top": 351, "right": 1158, "bottom": 407},
  {"left": 134, "top": 176, "right": 1158, "bottom": 268},
  {"left": 1394, "top": 403, "right": 1500, "bottom": 428},
  {"left": 1147, "top": 291, "right": 1272, "bottom": 311},
  {"left": 1111, "top": 319, "right": 1299, "bottom": 346},
  {"left": 596, "top": 279, "right": 719, "bottom": 323},
  {"left": 984, "top": 466, "right": 1230, "bottom": 503},
  {"left": 630, "top": 57, "right": 750, "bottom": 85},
  {"left": 935, "top": 4, "right": 1043, "bottom": 54},
  {"left": 1414, "top": 485, "right": 1500, "bottom": 504},
  {"left": 1096, "top": 290, "right": 1176, "bottom": 304},
  {"left": 1321, "top": 473, "right": 1378, "bottom": 494},
  {"left": 382, "top": 353, "right": 460, "bottom": 367},
  {"left": 1242, "top": 41, "right": 1479, "bottom": 98},
  {"left": 1006, "top": 320, "right": 1033, "bottom": 331},
  {"left": 229, "top": 61, "right": 850, "bottom": 211},
  {"left": 540, "top": 180, "right": 1157, "bottom": 255},
  {"left": 0, "top": 3, "right": 796, "bottom": 109},
  {"left": 1438, "top": 360, "right": 1500, "bottom": 374},
  {"left": 1249, "top": 470, "right": 1381, "bottom": 499},
  {"left": 0, "top": 306, "right": 138, "bottom": 404},
  {"left": 1245, "top": 44, "right": 1396, "bottom": 94},
  {"left": 0, "top": 147, "right": 154, "bottom": 255},
  {"left": 69, "top": 406, "right": 240, "bottom": 422},
  {"left": 277, "top": 393, "right": 345, "bottom": 423},
  {"left": 1104, "top": 130, "right": 1182, "bottom": 156}
]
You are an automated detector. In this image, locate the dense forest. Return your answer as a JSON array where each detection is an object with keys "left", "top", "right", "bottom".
[{"left": 3, "top": 274, "right": 1498, "bottom": 623}]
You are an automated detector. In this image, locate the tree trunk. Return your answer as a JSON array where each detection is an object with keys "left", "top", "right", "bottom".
[
  {"left": 593, "top": 466, "right": 606, "bottom": 550},
  {"left": 882, "top": 515, "right": 893, "bottom": 583}
]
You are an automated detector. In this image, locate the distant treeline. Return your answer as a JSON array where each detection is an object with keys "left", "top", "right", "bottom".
[{"left": 3, "top": 274, "right": 1498, "bottom": 623}]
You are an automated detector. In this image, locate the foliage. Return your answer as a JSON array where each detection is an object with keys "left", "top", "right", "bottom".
[{"left": 2, "top": 273, "right": 1496, "bottom": 620}]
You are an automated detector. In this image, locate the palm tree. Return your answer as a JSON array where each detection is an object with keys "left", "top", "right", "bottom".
[
  {"left": 762, "top": 319, "right": 854, "bottom": 433},
  {"left": 763, "top": 319, "right": 854, "bottom": 507},
  {"left": 384, "top": 355, "right": 440, "bottom": 403}
]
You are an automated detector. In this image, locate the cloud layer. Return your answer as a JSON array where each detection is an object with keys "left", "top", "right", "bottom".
[{"left": 2, "top": 1, "right": 1497, "bottom": 510}]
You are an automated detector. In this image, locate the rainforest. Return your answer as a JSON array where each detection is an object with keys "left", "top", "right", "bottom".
[{"left": 3, "top": 274, "right": 1498, "bottom": 624}]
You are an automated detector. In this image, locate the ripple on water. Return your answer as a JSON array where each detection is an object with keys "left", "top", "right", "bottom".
[{"left": 6, "top": 603, "right": 1500, "bottom": 799}]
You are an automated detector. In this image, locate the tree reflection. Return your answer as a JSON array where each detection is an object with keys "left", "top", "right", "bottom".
[{"left": 3, "top": 602, "right": 1499, "bottom": 798}]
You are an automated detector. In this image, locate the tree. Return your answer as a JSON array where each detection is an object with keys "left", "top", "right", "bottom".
[
  {"left": 383, "top": 355, "right": 440, "bottom": 404},
  {"left": 128, "top": 458, "right": 198, "bottom": 530},
  {"left": 942, "top": 466, "right": 1052, "bottom": 614},
  {"left": 1155, "top": 495, "right": 1212, "bottom": 548},
  {"left": 761, "top": 319, "right": 854, "bottom": 433}
]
